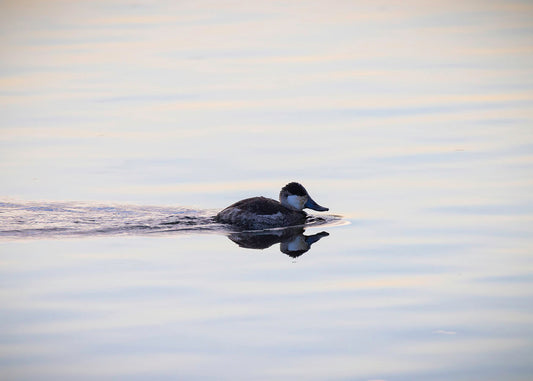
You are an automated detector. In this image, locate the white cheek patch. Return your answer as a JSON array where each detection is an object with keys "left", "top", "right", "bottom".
[
  {"left": 287, "top": 236, "right": 308, "bottom": 251},
  {"left": 287, "top": 195, "right": 306, "bottom": 210}
]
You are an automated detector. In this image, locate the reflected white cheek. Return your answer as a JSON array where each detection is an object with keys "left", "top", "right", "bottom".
[
  {"left": 287, "top": 236, "right": 308, "bottom": 251},
  {"left": 287, "top": 195, "right": 306, "bottom": 210}
]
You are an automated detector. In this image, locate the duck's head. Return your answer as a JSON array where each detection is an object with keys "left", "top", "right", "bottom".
[{"left": 279, "top": 182, "right": 329, "bottom": 212}]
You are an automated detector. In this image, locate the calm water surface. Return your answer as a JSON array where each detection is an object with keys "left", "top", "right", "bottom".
[{"left": 1, "top": 1, "right": 533, "bottom": 380}]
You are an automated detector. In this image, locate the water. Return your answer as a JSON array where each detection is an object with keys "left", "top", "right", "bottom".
[
  {"left": 0, "top": 201, "right": 340, "bottom": 257},
  {"left": 1, "top": 1, "right": 533, "bottom": 380},
  {"left": 0, "top": 202, "right": 221, "bottom": 237}
]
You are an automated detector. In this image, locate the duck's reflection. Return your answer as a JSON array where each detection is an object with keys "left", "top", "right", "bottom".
[{"left": 227, "top": 227, "right": 329, "bottom": 258}]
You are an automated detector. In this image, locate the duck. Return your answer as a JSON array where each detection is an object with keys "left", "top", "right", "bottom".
[{"left": 216, "top": 182, "right": 329, "bottom": 230}]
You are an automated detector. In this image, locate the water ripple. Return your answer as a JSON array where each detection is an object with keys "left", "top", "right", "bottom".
[{"left": 0, "top": 201, "right": 341, "bottom": 239}]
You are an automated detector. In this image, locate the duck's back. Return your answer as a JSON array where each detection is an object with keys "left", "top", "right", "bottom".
[{"left": 216, "top": 197, "right": 306, "bottom": 230}]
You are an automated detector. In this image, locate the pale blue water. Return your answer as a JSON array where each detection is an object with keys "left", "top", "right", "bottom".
[{"left": 1, "top": 1, "right": 533, "bottom": 380}]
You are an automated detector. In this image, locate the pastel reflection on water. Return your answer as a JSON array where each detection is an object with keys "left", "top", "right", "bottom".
[{"left": 1, "top": 0, "right": 532, "bottom": 380}]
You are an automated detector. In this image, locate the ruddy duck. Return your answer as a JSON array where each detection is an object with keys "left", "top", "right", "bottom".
[{"left": 216, "top": 182, "right": 329, "bottom": 230}]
